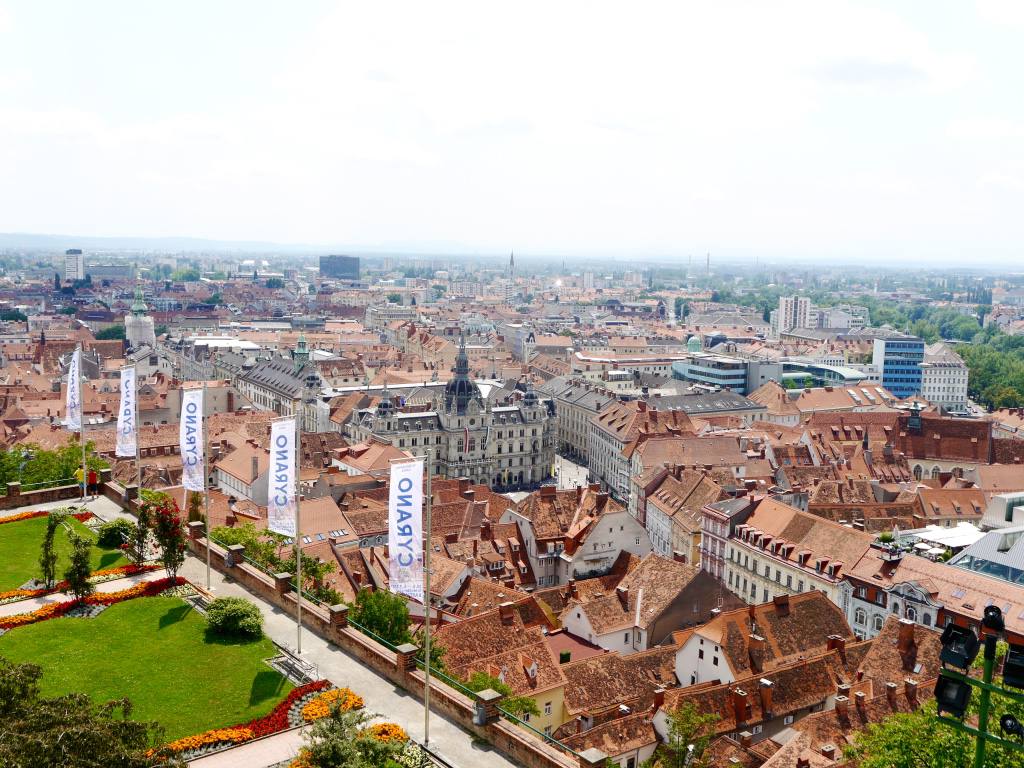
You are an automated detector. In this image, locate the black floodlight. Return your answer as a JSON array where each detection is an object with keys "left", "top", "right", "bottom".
[
  {"left": 1003, "top": 644, "right": 1024, "bottom": 690},
  {"left": 1002, "top": 713, "right": 1024, "bottom": 739},
  {"left": 935, "top": 674, "right": 973, "bottom": 719},
  {"left": 939, "top": 623, "right": 981, "bottom": 670},
  {"left": 983, "top": 604, "right": 1006, "bottom": 633}
]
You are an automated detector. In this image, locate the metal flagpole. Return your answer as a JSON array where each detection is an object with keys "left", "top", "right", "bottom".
[
  {"left": 295, "top": 404, "right": 303, "bottom": 654},
  {"left": 422, "top": 449, "right": 433, "bottom": 748},
  {"left": 203, "top": 381, "right": 211, "bottom": 590},
  {"left": 134, "top": 363, "right": 142, "bottom": 501},
  {"left": 79, "top": 345, "right": 87, "bottom": 502}
]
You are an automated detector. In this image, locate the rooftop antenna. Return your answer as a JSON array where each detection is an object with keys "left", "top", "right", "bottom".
[{"left": 706, "top": 252, "right": 710, "bottom": 276}]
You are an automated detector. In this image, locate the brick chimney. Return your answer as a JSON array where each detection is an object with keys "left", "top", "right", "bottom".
[
  {"left": 820, "top": 744, "right": 836, "bottom": 760},
  {"left": 616, "top": 585, "right": 629, "bottom": 608},
  {"left": 834, "top": 695, "right": 849, "bottom": 720},
  {"left": 541, "top": 484, "right": 557, "bottom": 499},
  {"left": 772, "top": 593, "right": 790, "bottom": 617},
  {"left": 797, "top": 759, "right": 810, "bottom": 768},
  {"left": 854, "top": 691, "right": 867, "bottom": 717},
  {"left": 885, "top": 681, "right": 898, "bottom": 707},
  {"left": 749, "top": 634, "right": 766, "bottom": 673},
  {"left": 458, "top": 476, "right": 469, "bottom": 495},
  {"left": 480, "top": 520, "right": 491, "bottom": 540},
  {"left": 352, "top": 571, "right": 362, "bottom": 587},
  {"left": 596, "top": 491, "right": 609, "bottom": 509},
  {"left": 653, "top": 687, "right": 665, "bottom": 711},
  {"left": 498, "top": 601, "right": 515, "bottom": 625},
  {"left": 738, "top": 730, "right": 752, "bottom": 748},
  {"left": 905, "top": 678, "right": 918, "bottom": 705},
  {"left": 826, "top": 634, "right": 847, "bottom": 663},
  {"left": 462, "top": 488, "right": 475, "bottom": 502},
  {"left": 732, "top": 689, "right": 751, "bottom": 725},
  {"left": 758, "top": 678, "right": 773, "bottom": 718}
]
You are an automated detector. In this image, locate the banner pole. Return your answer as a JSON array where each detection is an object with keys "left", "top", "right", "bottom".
[
  {"left": 295, "top": 405, "right": 303, "bottom": 654},
  {"left": 203, "top": 380, "right": 211, "bottom": 590},
  {"left": 423, "top": 449, "right": 433, "bottom": 748},
  {"left": 134, "top": 363, "right": 142, "bottom": 503},
  {"left": 79, "top": 345, "right": 87, "bottom": 503}
]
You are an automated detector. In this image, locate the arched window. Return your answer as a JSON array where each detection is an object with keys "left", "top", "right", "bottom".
[
  {"left": 854, "top": 608, "right": 866, "bottom": 626},
  {"left": 905, "top": 606, "right": 917, "bottom": 621},
  {"left": 913, "top": 465, "right": 923, "bottom": 481},
  {"left": 873, "top": 615, "right": 883, "bottom": 632},
  {"left": 931, "top": 466, "right": 941, "bottom": 479},
  {"left": 891, "top": 600, "right": 900, "bottom": 614},
  {"left": 923, "top": 614, "right": 932, "bottom": 627}
]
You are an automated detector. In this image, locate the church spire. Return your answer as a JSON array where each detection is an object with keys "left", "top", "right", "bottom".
[{"left": 509, "top": 250, "right": 515, "bottom": 278}]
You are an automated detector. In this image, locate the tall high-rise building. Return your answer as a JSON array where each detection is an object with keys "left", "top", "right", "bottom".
[
  {"left": 872, "top": 331, "right": 924, "bottom": 399},
  {"left": 772, "top": 295, "right": 812, "bottom": 335},
  {"left": 319, "top": 254, "right": 360, "bottom": 281},
  {"left": 64, "top": 249, "right": 85, "bottom": 281}
]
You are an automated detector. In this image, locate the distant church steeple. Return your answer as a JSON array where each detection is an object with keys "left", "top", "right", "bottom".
[{"left": 509, "top": 250, "right": 515, "bottom": 278}]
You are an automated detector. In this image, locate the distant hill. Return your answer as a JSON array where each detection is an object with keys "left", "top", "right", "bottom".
[{"left": 0, "top": 232, "right": 320, "bottom": 253}]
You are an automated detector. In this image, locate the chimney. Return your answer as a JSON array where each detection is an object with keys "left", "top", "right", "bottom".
[
  {"left": 748, "top": 635, "right": 766, "bottom": 673},
  {"left": 498, "top": 601, "right": 515, "bottom": 625},
  {"left": 896, "top": 618, "right": 915, "bottom": 655},
  {"left": 905, "top": 678, "right": 918, "bottom": 705},
  {"left": 732, "top": 689, "right": 751, "bottom": 725},
  {"left": 463, "top": 488, "right": 476, "bottom": 502},
  {"left": 653, "top": 687, "right": 666, "bottom": 711},
  {"left": 772, "top": 593, "right": 790, "bottom": 617},
  {"left": 480, "top": 520, "right": 491, "bottom": 540},
  {"left": 796, "top": 759, "right": 810, "bottom": 768},
  {"left": 854, "top": 691, "right": 867, "bottom": 717},
  {"left": 617, "top": 585, "right": 629, "bottom": 608},
  {"left": 567, "top": 579, "right": 577, "bottom": 598},
  {"left": 738, "top": 730, "right": 752, "bottom": 748},
  {"left": 540, "top": 484, "right": 557, "bottom": 499},
  {"left": 826, "top": 634, "right": 847, "bottom": 663},
  {"left": 758, "top": 678, "right": 773, "bottom": 718},
  {"left": 458, "top": 477, "right": 469, "bottom": 495},
  {"left": 596, "top": 491, "right": 609, "bottom": 509},
  {"left": 885, "top": 681, "right": 898, "bottom": 708},
  {"left": 820, "top": 744, "right": 836, "bottom": 760},
  {"left": 837, "top": 683, "right": 851, "bottom": 698},
  {"left": 834, "top": 695, "right": 849, "bottom": 720},
  {"left": 638, "top": 400, "right": 647, "bottom": 412}
]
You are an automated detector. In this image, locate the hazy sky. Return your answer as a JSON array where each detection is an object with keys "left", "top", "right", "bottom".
[{"left": 1, "top": 1, "right": 1023, "bottom": 262}]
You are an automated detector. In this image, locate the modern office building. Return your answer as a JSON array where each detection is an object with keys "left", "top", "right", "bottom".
[
  {"left": 64, "top": 249, "right": 85, "bottom": 281},
  {"left": 871, "top": 331, "right": 924, "bottom": 399},
  {"left": 771, "top": 296, "right": 813, "bottom": 336},
  {"left": 319, "top": 254, "right": 360, "bottom": 281}
]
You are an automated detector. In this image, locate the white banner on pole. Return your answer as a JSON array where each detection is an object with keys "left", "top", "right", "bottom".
[
  {"left": 268, "top": 418, "right": 297, "bottom": 536},
  {"left": 388, "top": 459, "right": 424, "bottom": 603},
  {"left": 65, "top": 347, "right": 82, "bottom": 432},
  {"left": 116, "top": 366, "right": 137, "bottom": 457},
  {"left": 179, "top": 388, "right": 205, "bottom": 492}
]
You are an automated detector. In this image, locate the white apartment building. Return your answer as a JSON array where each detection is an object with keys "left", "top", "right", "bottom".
[
  {"left": 920, "top": 343, "right": 969, "bottom": 411},
  {"left": 64, "top": 249, "right": 85, "bottom": 281},
  {"left": 771, "top": 296, "right": 812, "bottom": 336}
]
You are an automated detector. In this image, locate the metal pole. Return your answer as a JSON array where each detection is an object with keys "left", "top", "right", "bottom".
[
  {"left": 295, "top": 404, "right": 303, "bottom": 654},
  {"left": 975, "top": 635, "right": 997, "bottom": 768},
  {"left": 423, "top": 449, "right": 433, "bottom": 748},
  {"left": 134, "top": 364, "right": 142, "bottom": 501},
  {"left": 79, "top": 345, "right": 87, "bottom": 503},
  {"left": 203, "top": 381, "right": 211, "bottom": 590}
]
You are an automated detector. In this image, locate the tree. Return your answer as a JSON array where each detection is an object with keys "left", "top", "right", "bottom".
[
  {"left": 265, "top": 277, "right": 285, "bottom": 289},
  {"left": 149, "top": 496, "right": 186, "bottom": 580},
  {"left": 386, "top": 293, "right": 402, "bottom": 304},
  {"left": 465, "top": 672, "right": 539, "bottom": 718},
  {"left": 38, "top": 509, "right": 66, "bottom": 589},
  {"left": 206, "top": 597, "right": 264, "bottom": 639},
  {"left": 0, "top": 439, "right": 107, "bottom": 495},
  {"left": 154, "top": 324, "right": 168, "bottom": 336},
  {"left": 54, "top": 272, "right": 61, "bottom": 290},
  {"left": 64, "top": 533, "right": 94, "bottom": 600},
  {"left": 349, "top": 588, "right": 411, "bottom": 646},
  {"left": 656, "top": 702, "right": 719, "bottom": 768},
  {"left": 95, "top": 324, "right": 126, "bottom": 340},
  {"left": 171, "top": 268, "right": 200, "bottom": 281},
  {"left": 431, "top": 284, "right": 446, "bottom": 299},
  {"left": 301, "top": 706, "right": 403, "bottom": 768},
  {"left": 208, "top": 292, "right": 223, "bottom": 305},
  {"left": 59, "top": 305, "right": 78, "bottom": 315},
  {"left": 186, "top": 490, "right": 204, "bottom": 522},
  {"left": 0, "top": 309, "right": 27, "bottom": 322},
  {"left": 0, "top": 657, "right": 181, "bottom": 768},
  {"left": 130, "top": 500, "right": 152, "bottom": 565}
]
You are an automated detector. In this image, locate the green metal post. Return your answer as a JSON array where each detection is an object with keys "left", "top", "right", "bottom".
[{"left": 975, "top": 634, "right": 997, "bottom": 768}]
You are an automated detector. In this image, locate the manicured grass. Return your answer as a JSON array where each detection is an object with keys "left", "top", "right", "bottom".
[
  {"left": 0, "top": 595, "right": 293, "bottom": 740},
  {"left": 0, "top": 514, "right": 130, "bottom": 591}
]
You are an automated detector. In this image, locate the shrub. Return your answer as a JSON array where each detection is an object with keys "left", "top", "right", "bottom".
[
  {"left": 97, "top": 518, "right": 136, "bottom": 548},
  {"left": 206, "top": 597, "right": 264, "bottom": 639}
]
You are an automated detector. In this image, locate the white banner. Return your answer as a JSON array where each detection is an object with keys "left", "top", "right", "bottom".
[
  {"left": 268, "top": 418, "right": 297, "bottom": 537},
  {"left": 65, "top": 347, "right": 82, "bottom": 432},
  {"left": 116, "top": 366, "right": 137, "bottom": 457},
  {"left": 388, "top": 459, "right": 424, "bottom": 603},
  {"left": 179, "top": 388, "right": 205, "bottom": 492}
]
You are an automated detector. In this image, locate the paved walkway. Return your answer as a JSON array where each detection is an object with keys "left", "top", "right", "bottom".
[
  {"left": 188, "top": 726, "right": 308, "bottom": 768},
  {"left": 0, "top": 569, "right": 167, "bottom": 618},
  {"left": 178, "top": 556, "right": 514, "bottom": 768},
  {"left": 0, "top": 494, "right": 130, "bottom": 522}
]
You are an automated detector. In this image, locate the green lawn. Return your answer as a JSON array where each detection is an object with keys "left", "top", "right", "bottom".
[
  {"left": 0, "top": 596, "right": 293, "bottom": 740},
  {"left": 0, "top": 514, "right": 130, "bottom": 591}
]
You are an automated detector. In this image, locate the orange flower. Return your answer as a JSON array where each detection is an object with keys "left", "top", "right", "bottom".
[
  {"left": 365, "top": 722, "right": 409, "bottom": 743},
  {"left": 161, "top": 726, "right": 254, "bottom": 754},
  {"left": 301, "top": 687, "right": 364, "bottom": 721}
]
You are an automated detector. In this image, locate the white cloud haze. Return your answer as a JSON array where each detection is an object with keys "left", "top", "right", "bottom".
[{"left": 0, "top": 0, "right": 1022, "bottom": 263}]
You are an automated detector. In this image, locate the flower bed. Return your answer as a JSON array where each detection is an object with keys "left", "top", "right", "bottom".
[
  {"left": 0, "top": 577, "right": 183, "bottom": 630},
  {"left": 0, "top": 564, "right": 160, "bottom": 605},
  {"left": 366, "top": 722, "right": 409, "bottom": 743},
  {"left": 156, "top": 680, "right": 332, "bottom": 760},
  {"left": 300, "top": 687, "right": 364, "bottom": 721},
  {"left": 0, "top": 509, "right": 93, "bottom": 526}
]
